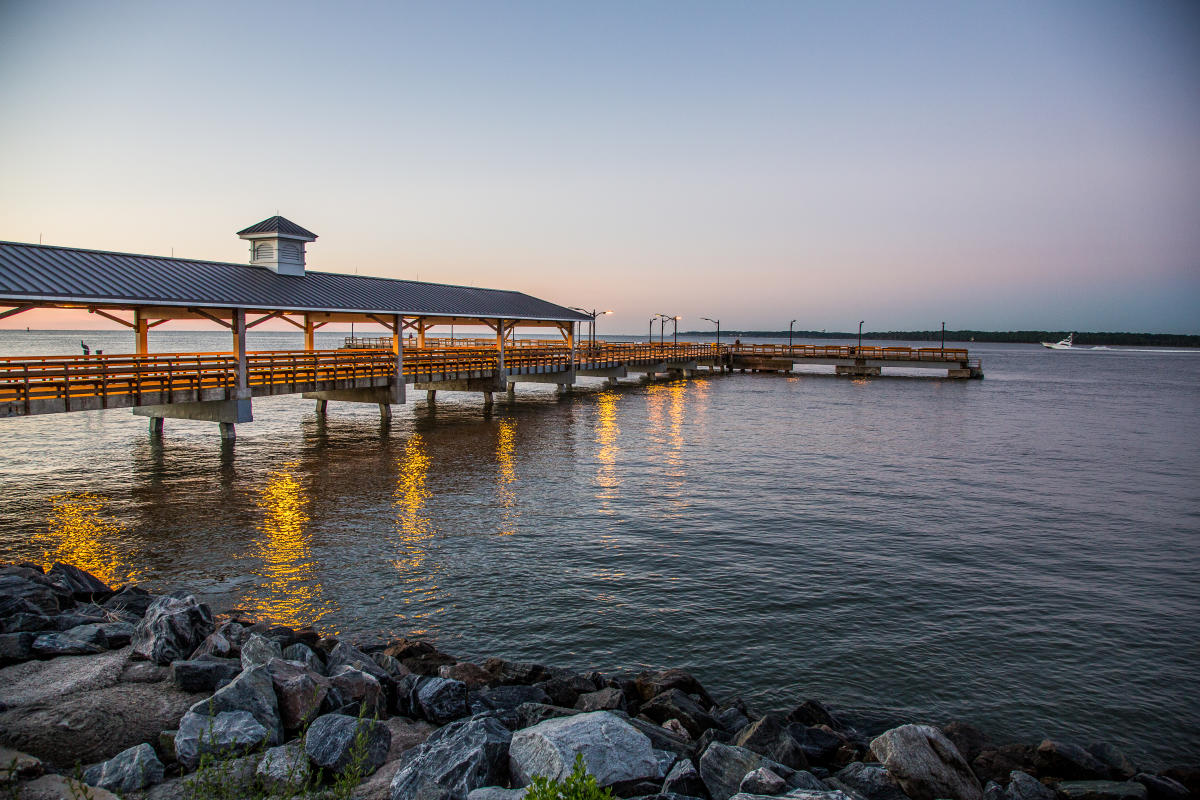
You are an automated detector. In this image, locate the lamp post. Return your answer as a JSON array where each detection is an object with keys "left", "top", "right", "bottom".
[
  {"left": 941, "top": 321, "right": 946, "bottom": 352},
  {"left": 648, "top": 317, "right": 655, "bottom": 345},
  {"left": 858, "top": 320, "right": 864, "bottom": 352},
  {"left": 656, "top": 313, "right": 671, "bottom": 346},
  {"left": 789, "top": 319, "right": 797, "bottom": 353},
  {"left": 701, "top": 317, "right": 720, "bottom": 346},
  {"left": 672, "top": 316, "right": 681, "bottom": 345},
  {"left": 570, "top": 308, "right": 613, "bottom": 353}
]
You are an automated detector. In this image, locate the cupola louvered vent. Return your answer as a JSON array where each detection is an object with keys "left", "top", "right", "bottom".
[{"left": 236, "top": 216, "right": 317, "bottom": 276}]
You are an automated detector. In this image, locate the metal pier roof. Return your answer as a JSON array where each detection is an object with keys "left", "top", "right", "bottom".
[{"left": 0, "top": 241, "right": 588, "bottom": 322}]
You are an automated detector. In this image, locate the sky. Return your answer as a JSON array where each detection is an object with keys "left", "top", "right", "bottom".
[{"left": 1, "top": 0, "right": 1198, "bottom": 334}]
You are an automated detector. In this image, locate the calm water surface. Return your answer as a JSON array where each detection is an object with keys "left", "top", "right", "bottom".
[{"left": 1, "top": 330, "right": 1198, "bottom": 765}]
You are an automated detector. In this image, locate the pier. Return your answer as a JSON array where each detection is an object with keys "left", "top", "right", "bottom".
[{"left": 0, "top": 216, "right": 982, "bottom": 438}]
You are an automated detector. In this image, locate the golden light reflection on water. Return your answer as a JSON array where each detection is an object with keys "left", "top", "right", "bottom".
[
  {"left": 594, "top": 390, "right": 621, "bottom": 513},
  {"left": 243, "top": 463, "right": 331, "bottom": 628},
  {"left": 496, "top": 419, "right": 518, "bottom": 536},
  {"left": 393, "top": 434, "right": 441, "bottom": 635},
  {"left": 40, "top": 492, "right": 139, "bottom": 586}
]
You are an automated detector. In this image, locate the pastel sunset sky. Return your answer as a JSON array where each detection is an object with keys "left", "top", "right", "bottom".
[{"left": 1, "top": 0, "right": 1197, "bottom": 333}]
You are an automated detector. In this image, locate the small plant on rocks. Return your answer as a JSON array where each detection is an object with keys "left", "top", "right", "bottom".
[{"left": 525, "top": 754, "right": 614, "bottom": 800}]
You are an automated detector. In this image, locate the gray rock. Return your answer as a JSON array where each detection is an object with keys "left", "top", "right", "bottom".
[
  {"left": 643, "top": 689, "right": 722, "bottom": 740},
  {"left": 701, "top": 741, "right": 779, "bottom": 800},
  {"left": 131, "top": 592, "right": 214, "bottom": 666},
  {"left": 941, "top": 722, "right": 988, "bottom": 766},
  {"left": 829, "top": 762, "right": 906, "bottom": 800},
  {"left": 31, "top": 631, "right": 107, "bottom": 657},
  {"left": 0, "top": 631, "right": 37, "bottom": 665},
  {"left": 239, "top": 633, "right": 282, "bottom": 670},
  {"left": 417, "top": 677, "right": 470, "bottom": 724},
  {"left": 870, "top": 725, "right": 982, "bottom": 800},
  {"left": 103, "top": 586, "right": 158, "bottom": 617},
  {"left": 190, "top": 627, "right": 237, "bottom": 660},
  {"left": 18, "top": 774, "right": 122, "bottom": 800},
  {"left": 0, "top": 612, "right": 54, "bottom": 634},
  {"left": 972, "top": 745, "right": 1038, "bottom": 785},
  {"left": 472, "top": 684, "right": 553, "bottom": 714},
  {"left": 516, "top": 702, "right": 580, "bottom": 729},
  {"left": 617, "top": 711, "right": 697, "bottom": 758},
  {"left": 788, "top": 701, "right": 839, "bottom": 730},
  {"left": 1087, "top": 744, "right": 1137, "bottom": 781},
  {"left": 789, "top": 772, "right": 828, "bottom": 791},
  {"left": 329, "top": 663, "right": 387, "bottom": 718},
  {"left": 305, "top": 712, "right": 391, "bottom": 776},
  {"left": 441, "top": 661, "right": 492, "bottom": 689},
  {"left": 327, "top": 641, "right": 393, "bottom": 684},
  {"left": 283, "top": 641, "right": 324, "bottom": 672},
  {"left": 267, "top": 657, "right": 329, "bottom": 730},
  {"left": 635, "top": 669, "right": 716, "bottom": 709},
  {"left": 52, "top": 603, "right": 110, "bottom": 631},
  {"left": 374, "top": 651, "right": 409, "bottom": 678},
  {"left": 1132, "top": 774, "right": 1189, "bottom": 800},
  {"left": 788, "top": 725, "right": 843, "bottom": 766},
  {"left": 189, "top": 663, "right": 283, "bottom": 744},
  {"left": 0, "top": 573, "right": 67, "bottom": 617},
  {"left": 1033, "top": 740, "right": 1109, "bottom": 781},
  {"left": 46, "top": 563, "right": 110, "bottom": 597},
  {"left": 482, "top": 656, "right": 550, "bottom": 686},
  {"left": 663, "top": 758, "right": 708, "bottom": 797},
  {"left": 256, "top": 742, "right": 311, "bottom": 791},
  {"left": 742, "top": 767, "right": 788, "bottom": 795},
  {"left": 782, "top": 792, "right": 855, "bottom": 800},
  {"left": 733, "top": 714, "right": 808, "bottom": 770},
  {"left": 1057, "top": 782, "right": 1149, "bottom": 800},
  {"left": 467, "top": 788, "right": 528, "bottom": 800},
  {"left": 390, "top": 715, "right": 513, "bottom": 800},
  {"left": 82, "top": 742, "right": 164, "bottom": 792},
  {"left": 174, "top": 709, "right": 270, "bottom": 769},
  {"left": 575, "top": 687, "right": 629, "bottom": 712},
  {"left": 510, "top": 710, "right": 663, "bottom": 788},
  {"left": 1003, "top": 771, "right": 1056, "bottom": 800},
  {"left": 718, "top": 706, "right": 752, "bottom": 734},
  {"left": 170, "top": 657, "right": 240, "bottom": 693}
]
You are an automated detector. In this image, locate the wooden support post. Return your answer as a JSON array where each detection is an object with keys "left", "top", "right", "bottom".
[
  {"left": 134, "top": 309, "right": 149, "bottom": 355},
  {"left": 315, "top": 399, "right": 327, "bottom": 416},
  {"left": 506, "top": 382, "right": 515, "bottom": 402},
  {"left": 482, "top": 391, "right": 494, "bottom": 410},
  {"left": 496, "top": 318, "right": 506, "bottom": 377},
  {"left": 417, "top": 320, "right": 426, "bottom": 348},
  {"left": 392, "top": 314, "right": 404, "bottom": 405},
  {"left": 304, "top": 314, "right": 315, "bottom": 351},
  {"left": 379, "top": 403, "right": 392, "bottom": 421},
  {"left": 149, "top": 417, "right": 163, "bottom": 436},
  {"left": 426, "top": 390, "right": 436, "bottom": 403},
  {"left": 219, "top": 422, "right": 236, "bottom": 440},
  {"left": 232, "top": 308, "right": 248, "bottom": 395}
]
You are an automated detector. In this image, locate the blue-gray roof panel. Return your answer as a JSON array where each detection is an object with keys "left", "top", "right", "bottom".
[{"left": 0, "top": 242, "right": 588, "bottom": 322}]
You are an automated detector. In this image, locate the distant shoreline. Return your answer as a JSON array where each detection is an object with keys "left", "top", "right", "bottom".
[{"left": 679, "top": 330, "right": 1200, "bottom": 347}]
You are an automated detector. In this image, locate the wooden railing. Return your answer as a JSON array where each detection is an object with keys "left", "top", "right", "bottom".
[{"left": 730, "top": 343, "right": 970, "bottom": 362}]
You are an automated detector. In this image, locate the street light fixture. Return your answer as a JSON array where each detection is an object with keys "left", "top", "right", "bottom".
[
  {"left": 656, "top": 313, "right": 671, "bottom": 346},
  {"left": 789, "top": 319, "right": 797, "bottom": 352},
  {"left": 701, "top": 317, "right": 720, "bottom": 346},
  {"left": 858, "top": 320, "right": 864, "bottom": 352},
  {"left": 570, "top": 307, "right": 614, "bottom": 352},
  {"left": 672, "top": 316, "right": 681, "bottom": 345},
  {"left": 941, "top": 321, "right": 946, "bottom": 352}
]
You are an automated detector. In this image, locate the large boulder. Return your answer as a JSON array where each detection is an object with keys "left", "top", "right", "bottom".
[
  {"left": 267, "top": 657, "right": 329, "bottom": 731},
  {"left": 418, "top": 677, "right": 471, "bottom": 724},
  {"left": 1033, "top": 740, "right": 1109, "bottom": 781},
  {"left": 0, "top": 632, "right": 37, "bottom": 665},
  {"left": 257, "top": 742, "right": 311, "bottom": 792},
  {"left": 740, "top": 766, "right": 788, "bottom": 795},
  {"left": 482, "top": 657, "right": 551, "bottom": 686},
  {"left": 789, "top": 700, "right": 841, "bottom": 730},
  {"left": 46, "top": 563, "right": 112, "bottom": 599},
  {"left": 240, "top": 633, "right": 283, "bottom": 670},
  {"left": 1086, "top": 744, "right": 1137, "bottom": 782},
  {"left": 509, "top": 710, "right": 662, "bottom": 789},
  {"left": 131, "top": 592, "right": 214, "bottom": 665},
  {"left": 385, "top": 639, "right": 458, "bottom": 676},
  {"left": 440, "top": 661, "right": 493, "bottom": 689},
  {"left": 327, "top": 641, "right": 394, "bottom": 685},
  {"left": 472, "top": 685, "right": 553, "bottom": 714},
  {"left": 642, "top": 689, "right": 721, "bottom": 739},
  {"left": 989, "top": 771, "right": 1056, "bottom": 800},
  {"left": 1131, "top": 773, "right": 1190, "bottom": 800},
  {"left": 103, "top": 586, "right": 158, "bottom": 617},
  {"left": 0, "top": 572, "right": 69, "bottom": 618},
  {"left": 700, "top": 741, "right": 795, "bottom": 800},
  {"left": 574, "top": 687, "right": 627, "bottom": 713},
  {"left": 82, "top": 742, "right": 164, "bottom": 792},
  {"left": 870, "top": 724, "right": 982, "bottom": 800},
  {"left": 663, "top": 758, "right": 708, "bottom": 797},
  {"left": 174, "top": 709, "right": 271, "bottom": 769},
  {"left": 390, "top": 715, "right": 513, "bottom": 800},
  {"left": 329, "top": 664, "right": 387, "bottom": 717},
  {"left": 189, "top": 663, "right": 283, "bottom": 744},
  {"left": 635, "top": 669, "right": 716, "bottom": 709},
  {"left": 305, "top": 713, "right": 392, "bottom": 776},
  {"left": 1056, "top": 782, "right": 1149, "bottom": 800},
  {"left": 30, "top": 631, "right": 106, "bottom": 657},
  {"left": 972, "top": 745, "right": 1038, "bottom": 785},
  {"left": 827, "top": 762, "right": 908, "bottom": 800},
  {"left": 733, "top": 714, "right": 807, "bottom": 770},
  {"left": 170, "top": 657, "right": 240, "bottom": 693}
]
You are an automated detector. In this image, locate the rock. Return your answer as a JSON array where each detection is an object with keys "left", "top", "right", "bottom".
[
  {"left": 1131, "top": 774, "right": 1189, "bottom": 800},
  {"left": 1160, "top": 768, "right": 1200, "bottom": 797},
  {"left": 51, "top": 603, "right": 109, "bottom": 631},
  {"left": 636, "top": 669, "right": 716, "bottom": 709},
  {"left": 190, "top": 627, "right": 237, "bottom": 660},
  {"left": 374, "top": 651, "right": 410, "bottom": 678},
  {"left": 239, "top": 633, "right": 282, "bottom": 670},
  {"left": 788, "top": 726, "right": 843, "bottom": 766},
  {"left": 719, "top": 706, "right": 752, "bottom": 735},
  {"left": 267, "top": 657, "right": 329, "bottom": 730},
  {"left": 17, "top": 774, "right": 122, "bottom": 800},
  {"left": 131, "top": 592, "right": 214, "bottom": 666},
  {"left": 789, "top": 701, "right": 840, "bottom": 731},
  {"left": 1001, "top": 770, "right": 1056, "bottom": 800},
  {"left": 383, "top": 638, "right": 457, "bottom": 676},
  {"left": 0, "top": 612, "right": 54, "bottom": 634},
  {"left": 972, "top": 745, "right": 1038, "bottom": 785},
  {"left": 1057, "top": 782, "right": 1149, "bottom": 800},
  {"left": 306, "top": 713, "right": 391, "bottom": 776},
  {"left": 82, "top": 742, "right": 164, "bottom": 792},
  {"left": 0, "top": 632, "right": 37, "bottom": 665},
  {"left": 174, "top": 709, "right": 270, "bottom": 769},
  {"left": 781, "top": 792, "right": 854, "bottom": 800},
  {"left": 329, "top": 664, "right": 387, "bottom": 718},
  {"left": 283, "top": 642, "right": 325, "bottom": 672},
  {"left": 509, "top": 710, "right": 662, "bottom": 788},
  {"left": 30, "top": 631, "right": 106, "bottom": 657},
  {"left": 170, "top": 657, "right": 240, "bottom": 693},
  {"left": 828, "top": 762, "right": 907, "bottom": 800},
  {"left": 1033, "top": 740, "right": 1109, "bottom": 781},
  {"left": 742, "top": 767, "right": 788, "bottom": 795},
  {"left": 869, "top": 724, "right": 982, "bottom": 800},
  {"left": 441, "top": 662, "right": 492, "bottom": 690},
  {"left": 73, "top": 621, "right": 136, "bottom": 649},
  {"left": 0, "top": 745, "right": 43, "bottom": 781},
  {"left": 789, "top": 771, "right": 829, "bottom": 791},
  {"left": 699, "top": 741, "right": 788, "bottom": 800},
  {"left": 733, "top": 714, "right": 808, "bottom": 770},
  {"left": 663, "top": 758, "right": 708, "bottom": 797},
  {"left": 328, "top": 641, "right": 394, "bottom": 685},
  {"left": 46, "top": 563, "right": 111, "bottom": 599},
  {"left": 468, "top": 788, "right": 529, "bottom": 800},
  {"left": 103, "top": 586, "right": 157, "bottom": 617},
  {"left": 418, "top": 676, "right": 470, "bottom": 724},
  {"left": 537, "top": 674, "right": 595, "bottom": 708},
  {"left": 619, "top": 711, "right": 697, "bottom": 758},
  {"left": 0, "top": 573, "right": 68, "bottom": 617},
  {"left": 1087, "top": 744, "right": 1137, "bottom": 781},
  {"left": 383, "top": 715, "right": 437, "bottom": 760},
  {"left": 575, "top": 687, "right": 628, "bottom": 712},
  {"left": 191, "top": 663, "right": 283, "bottom": 745},
  {"left": 482, "top": 656, "right": 551, "bottom": 686},
  {"left": 643, "top": 690, "right": 722, "bottom": 740},
  {"left": 940, "top": 722, "right": 988, "bottom": 766},
  {"left": 516, "top": 702, "right": 581, "bottom": 729},
  {"left": 473, "top": 684, "right": 553, "bottom": 713},
  {"left": 390, "top": 715, "right": 513, "bottom": 800},
  {"left": 257, "top": 742, "right": 311, "bottom": 791},
  {"left": 665, "top": 719, "right": 692, "bottom": 740}
]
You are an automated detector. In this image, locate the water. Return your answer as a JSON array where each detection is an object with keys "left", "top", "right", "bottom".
[{"left": 2, "top": 330, "right": 1198, "bottom": 765}]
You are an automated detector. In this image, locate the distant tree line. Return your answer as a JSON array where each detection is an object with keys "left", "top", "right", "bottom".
[{"left": 679, "top": 329, "right": 1200, "bottom": 347}]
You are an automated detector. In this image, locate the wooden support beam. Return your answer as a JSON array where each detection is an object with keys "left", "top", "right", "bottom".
[
  {"left": 366, "top": 314, "right": 396, "bottom": 331},
  {"left": 0, "top": 304, "right": 35, "bottom": 321},
  {"left": 188, "top": 307, "right": 233, "bottom": 329},
  {"left": 88, "top": 308, "right": 136, "bottom": 328},
  {"left": 278, "top": 314, "right": 307, "bottom": 330},
  {"left": 304, "top": 313, "right": 316, "bottom": 352},
  {"left": 134, "top": 309, "right": 149, "bottom": 355},
  {"left": 245, "top": 310, "right": 286, "bottom": 329},
  {"left": 147, "top": 318, "right": 171, "bottom": 328},
  {"left": 232, "top": 309, "right": 248, "bottom": 391}
]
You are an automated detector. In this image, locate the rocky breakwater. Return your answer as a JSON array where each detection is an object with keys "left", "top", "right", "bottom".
[{"left": 1, "top": 562, "right": 1197, "bottom": 800}]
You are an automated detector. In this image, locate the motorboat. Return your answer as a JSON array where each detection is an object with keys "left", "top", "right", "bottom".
[{"left": 1041, "top": 333, "right": 1075, "bottom": 349}]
